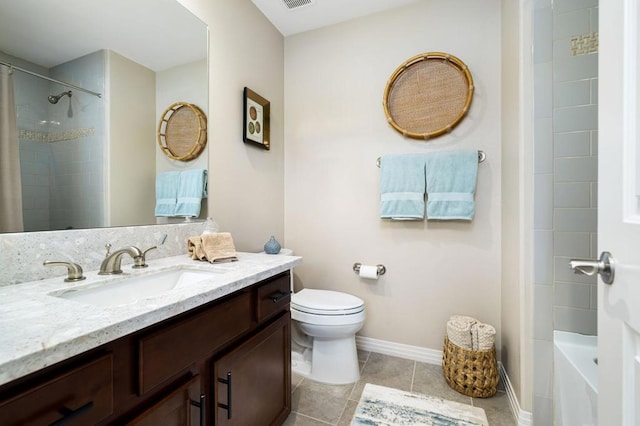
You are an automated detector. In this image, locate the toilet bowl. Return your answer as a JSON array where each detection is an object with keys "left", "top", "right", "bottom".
[{"left": 290, "top": 288, "right": 365, "bottom": 385}]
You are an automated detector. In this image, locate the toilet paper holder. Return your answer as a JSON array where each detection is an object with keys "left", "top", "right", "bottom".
[{"left": 353, "top": 263, "right": 386, "bottom": 276}]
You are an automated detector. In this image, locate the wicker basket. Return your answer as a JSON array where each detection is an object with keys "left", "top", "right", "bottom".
[{"left": 442, "top": 336, "right": 498, "bottom": 398}]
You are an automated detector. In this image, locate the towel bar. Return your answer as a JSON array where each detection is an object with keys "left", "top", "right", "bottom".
[{"left": 375, "top": 150, "right": 486, "bottom": 168}]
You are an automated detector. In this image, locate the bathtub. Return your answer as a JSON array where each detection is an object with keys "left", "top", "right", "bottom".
[{"left": 553, "top": 330, "right": 598, "bottom": 426}]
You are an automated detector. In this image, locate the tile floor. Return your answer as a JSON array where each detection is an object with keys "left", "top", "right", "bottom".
[{"left": 284, "top": 351, "right": 516, "bottom": 426}]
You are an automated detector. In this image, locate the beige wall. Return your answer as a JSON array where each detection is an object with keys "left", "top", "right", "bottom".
[
  {"left": 107, "top": 51, "right": 156, "bottom": 226},
  {"left": 500, "top": 0, "right": 532, "bottom": 408},
  {"left": 178, "top": 0, "right": 285, "bottom": 252},
  {"left": 284, "top": 0, "right": 503, "bottom": 351}
]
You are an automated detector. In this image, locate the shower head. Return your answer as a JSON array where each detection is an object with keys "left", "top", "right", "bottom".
[{"left": 48, "top": 90, "right": 72, "bottom": 104}]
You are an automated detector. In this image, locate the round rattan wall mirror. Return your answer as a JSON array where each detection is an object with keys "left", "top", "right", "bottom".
[
  {"left": 157, "top": 102, "right": 207, "bottom": 161},
  {"left": 383, "top": 52, "right": 474, "bottom": 140}
]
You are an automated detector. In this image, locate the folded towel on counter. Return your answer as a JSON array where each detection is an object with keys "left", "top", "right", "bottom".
[
  {"left": 379, "top": 154, "right": 426, "bottom": 220},
  {"left": 187, "top": 236, "right": 207, "bottom": 261},
  {"left": 175, "top": 169, "right": 208, "bottom": 217},
  {"left": 187, "top": 233, "right": 238, "bottom": 263},
  {"left": 425, "top": 151, "right": 478, "bottom": 221},
  {"left": 155, "top": 171, "right": 180, "bottom": 217}
]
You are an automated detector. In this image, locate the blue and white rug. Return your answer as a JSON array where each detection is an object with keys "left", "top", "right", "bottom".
[{"left": 352, "top": 384, "right": 489, "bottom": 426}]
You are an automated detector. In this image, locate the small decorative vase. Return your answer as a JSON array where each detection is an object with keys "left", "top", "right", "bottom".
[{"left": 264, "top": 236, "right": 281, "bottom": 254}]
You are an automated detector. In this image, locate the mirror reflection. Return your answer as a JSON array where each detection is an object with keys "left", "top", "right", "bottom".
[{"left": 0, "top": 0, "right": 208, "bottom": 233}]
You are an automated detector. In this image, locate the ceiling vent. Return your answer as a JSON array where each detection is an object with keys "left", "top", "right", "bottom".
[{"left": 281, "top": 0, "right": 314, "bottom": 10}]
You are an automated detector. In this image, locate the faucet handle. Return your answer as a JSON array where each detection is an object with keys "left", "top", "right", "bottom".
[
  {"left": 43, "top": 260, "right": 86, "bottom": 282},
  {"left": 133, "top": 246, "right": 157, "bottom": 269}
]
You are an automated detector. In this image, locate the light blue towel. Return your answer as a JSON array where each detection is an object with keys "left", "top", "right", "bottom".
[
  {"left": 425, "top": 150, "right": 478, "bottom": 221},
  {"left": 379, "top": 154, "right": 426, "bottom": 220},
  {"left": 155, "top": 171, "right": 180, "bottom": 217},
  {"left": 175, "top": 169, "right": 208, "bottom": 217}
]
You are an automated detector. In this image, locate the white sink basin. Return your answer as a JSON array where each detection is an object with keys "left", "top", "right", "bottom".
[{"left": 51, "top": 268, "right": 223, "bottom": 308}]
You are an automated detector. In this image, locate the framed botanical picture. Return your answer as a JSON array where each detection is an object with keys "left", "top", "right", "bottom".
[{"left": 243, "top": 87, "right": 270, "bottom": 150}]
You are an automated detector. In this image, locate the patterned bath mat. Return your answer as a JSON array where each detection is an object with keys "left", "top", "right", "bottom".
[{"left": 352, "top": 383, "right": 488, "bottom": 425}]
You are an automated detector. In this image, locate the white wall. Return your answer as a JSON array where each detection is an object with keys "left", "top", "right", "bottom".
[
  {"left": 107, "top": 51, "right": 156, "bottom": 227},
  {"left": 178, "top": 0, "right": 285, "bottom": 252},
  {"left": 284, "top": 0, "right": 502, "bottom": 351}
]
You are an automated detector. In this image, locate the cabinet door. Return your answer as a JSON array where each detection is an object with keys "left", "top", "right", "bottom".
[
  {"left": 213, "top": 313, "right": 291, "bottom": 426},
  {"left": 127, "top": 375, "right": 204, "bottom": 426}
]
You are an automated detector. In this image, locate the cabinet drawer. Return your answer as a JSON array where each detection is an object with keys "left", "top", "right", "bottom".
[
  {"left": 0, "top": 353, "right": 113, "bottom": 426},
  {"left": 256, "top": 273, "right": 291, "bottom": 323},
  {"left": 138, "top": 291, "right": 252, "bottom": 394}
]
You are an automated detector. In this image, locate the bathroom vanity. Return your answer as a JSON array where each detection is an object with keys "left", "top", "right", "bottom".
[{"left": 0, "top": 253, "right": 300, "bottom": 425}]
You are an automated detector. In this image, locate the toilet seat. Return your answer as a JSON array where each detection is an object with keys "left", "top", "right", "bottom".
[{"left": 291, "top": 289, "right": 364, "bottom": 316}]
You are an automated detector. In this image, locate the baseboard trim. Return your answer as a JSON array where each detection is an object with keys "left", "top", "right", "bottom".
[
  {"left": 498, "top": 362, "right": 532, "bottom": 426},
  {"left": 355, "top": 336, "right": 442, "bottom": 365},
  {"left": 355, "top": 336, "right": 532, "bottom": 425}
]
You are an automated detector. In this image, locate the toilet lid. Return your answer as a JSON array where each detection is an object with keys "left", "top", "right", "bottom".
[{"left": 291, "top": 289, "right": 364, "bottom": 315}]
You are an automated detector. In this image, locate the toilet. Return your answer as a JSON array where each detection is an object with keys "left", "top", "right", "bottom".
[
  {"left": 267, "top": 248, "right": 366, "bottom": 384},
  {"left": 290, "top": 288, "right": 365, "bottom": 385}
]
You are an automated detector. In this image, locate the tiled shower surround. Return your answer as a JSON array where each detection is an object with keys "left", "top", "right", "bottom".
[{"left": 532, "top": 0, "right": 598, "bottom": 424}]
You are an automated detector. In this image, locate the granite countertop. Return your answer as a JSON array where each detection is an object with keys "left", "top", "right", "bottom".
[{"left": 0, "top": 252, "right": 302, "bottom": 387}]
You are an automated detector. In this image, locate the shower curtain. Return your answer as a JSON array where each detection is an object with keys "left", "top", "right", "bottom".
[{"left": 0, "top": 64, "right": 24, "bottom": 232}]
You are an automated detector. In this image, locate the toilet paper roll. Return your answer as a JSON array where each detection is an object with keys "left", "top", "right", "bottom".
[{"left": 359, "top": 265, "right": 379, "bottom": 280}]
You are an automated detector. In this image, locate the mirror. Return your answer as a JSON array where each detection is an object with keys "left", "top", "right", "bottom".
[{"left": 0, "top": 0, "right": 208, "bottom": 233}]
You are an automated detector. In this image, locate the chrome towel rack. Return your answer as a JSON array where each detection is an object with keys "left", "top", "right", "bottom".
[{"left": 376, "top": 150, "right": 486, "bottom": 168}]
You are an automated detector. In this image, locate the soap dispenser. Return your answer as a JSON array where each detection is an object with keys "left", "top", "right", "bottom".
[{"left": 202, "top": 217, "right": 219, "bottom": 235}]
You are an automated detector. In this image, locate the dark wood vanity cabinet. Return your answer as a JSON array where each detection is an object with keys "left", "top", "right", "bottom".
[{"left": 0, "top": 271, "right": 292, "bottom": 426}]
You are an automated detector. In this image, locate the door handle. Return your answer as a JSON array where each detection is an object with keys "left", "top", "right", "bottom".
[{"left": 569, "top": 251, "right": 615, "bottom": 285}]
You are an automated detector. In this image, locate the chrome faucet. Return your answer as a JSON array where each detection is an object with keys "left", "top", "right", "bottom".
[{"left": 98, "top": 246, "right": 143, "bottom": 275}]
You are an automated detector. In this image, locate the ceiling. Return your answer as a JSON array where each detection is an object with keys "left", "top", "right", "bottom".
[
  {"left": 0, "top": 0, "right": 206, "bottom": 71},
  {"left": 0, "top": 0, "right": 417, "bottom": 72},
  {"left": 251, "top": 0, "right": 422, "bottom": 36}
]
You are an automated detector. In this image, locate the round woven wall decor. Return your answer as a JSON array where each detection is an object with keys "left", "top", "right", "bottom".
[
  {"left": 383, "top": 52, "right": 474, "bottom": 140},
  {"left": 157, "top": 102, "right": 207, "bottom": 161}
]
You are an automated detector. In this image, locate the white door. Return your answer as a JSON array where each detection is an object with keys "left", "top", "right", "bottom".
[{"left": 598, "top": 0, "right": 640, "bottom": 424}]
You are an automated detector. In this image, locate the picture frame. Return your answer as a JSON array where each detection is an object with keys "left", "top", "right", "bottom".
[{"left": 243, "top": 87, "right": 270, "bottom": 150}]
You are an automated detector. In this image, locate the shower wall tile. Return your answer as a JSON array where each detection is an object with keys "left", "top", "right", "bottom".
[
  {"left": 534, "top": 285, "right": 553, "bottom": 340},
  {"left": 533, "top": 339, "right": 554, "bottom": 398},
  {"left": 590, "top": 79, "right": 598, "bottom": 104},
  {"left": 590, "top": 7, "right": 599, "bottom": 32},
  {"left": 553, "top": 105, "right": 598, "bottom": 132},
  {"left": 535, "top": 118, "right": 553, "bottom": 173},
  {"left": 590, "top": 182, "right": 598, "bottom": 208},
  {"left": 553, "top": 232, "right": 591, "bottom": 257},
  {"left": 533, "top": 396, "right": 554, "bottom": 426},
  {"left": 534, "top": 174, "right": 553, "bottom": 230},
  {"left": 553, "top": 53, "right": 598, "bottom": 82},
  {"left": 554, "top": 182, "right": 591, "bottom": 208},
  {"left": 554, "top": 157, "right": 597, "bottom": 182},
  {"left": 554, "top": 282, "right": 591, "bottom": 309},
  {"left": 534, "top": 230, "right": 553, "bottom": 284},
  {"left": 554, "top": 208, "right": 596, "bottom": 232},
  {"left": 591, "top": 284, "right": 597, "bottom": 309},
  {"left": 590, "top": 232, "right": 598, "bottom": 258},
  {"left": 553, "top": 0, "right": 598, "bottom": 15},
  {"left": 553, "top": 9, "right": 591, "bottom": 40},
  {"left": 553, "top": 80, "right": 590, "bottom": 108},
  {"left": 554, "top": 131, "right": 590, "bottom": 157},
  {"left": 534, "top": 63, "right": 553, "bottom": 117},
  {"left": 534, "top": 8, "right": 553, "bottom": 64},
  {"left": 591, "top": 131, "right": 598, "bottom": 155},
  {"left": 553, "top": 306, "right": 597, "bottom": 335},
  {"left": 534, "top": 0, "right": 552, "bottom": 10}
]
